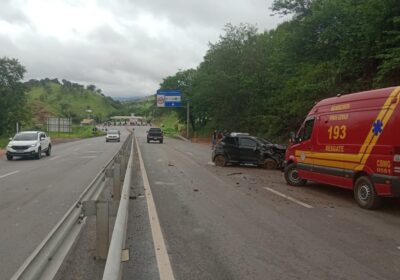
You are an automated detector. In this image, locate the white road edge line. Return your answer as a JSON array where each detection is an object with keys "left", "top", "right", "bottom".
[
  {"left": 263, "top": 187, "right": 313, "bottom": 209},
  {"left": 0, "top": 170, "right": 20, "bottom": 179},
  {"left": 136, "top": 138, "right": 175, "bottom": 280}
]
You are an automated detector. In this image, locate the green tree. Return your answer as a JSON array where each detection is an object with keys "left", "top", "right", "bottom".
[{"left": 0, "top": 57, "right": 28, "bottom": 135}]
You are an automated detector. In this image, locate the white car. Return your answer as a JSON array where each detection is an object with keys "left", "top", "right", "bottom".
[
  {"left": 6, "top": 131, "right": 52, "bottom": 160},
  {"left": 105, "top": 129, "right": 120, "bottom": 142}
]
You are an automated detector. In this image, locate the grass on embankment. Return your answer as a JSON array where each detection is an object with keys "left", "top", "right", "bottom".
[
  {"left": 0, "top": 136, "right": 10, "bottom": 149},
  {"left": 48, "top": 125, "right": 105, "bottom": 139},
  {"left": 154, "top": 111, "right": 185, "bottom": 137}
]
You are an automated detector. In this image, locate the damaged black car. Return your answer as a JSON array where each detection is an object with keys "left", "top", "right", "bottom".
[{"left": 212, "top": 133, "right": 286, "bottom": 169}]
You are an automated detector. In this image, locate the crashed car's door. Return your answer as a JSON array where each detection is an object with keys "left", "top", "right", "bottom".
[
  {"left": 238, "top": 137, "right": 259, "bottom": 163},
  {"left": 222, "top": 137, "right": 240, "bottom": 162}
]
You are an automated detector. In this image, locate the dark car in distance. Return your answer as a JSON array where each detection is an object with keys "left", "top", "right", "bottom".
[
  {"left": 147, "top": 128, "right": 164, "bottom": 143},
  {"left": 212, "top": 134, "right": 286, "bottom": 169}
]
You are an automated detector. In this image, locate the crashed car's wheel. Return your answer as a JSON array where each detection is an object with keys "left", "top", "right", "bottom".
[
  {"left": 46, "top": 145, "right": 51, "bottom": 156},
  {"left": 6, "top": 155, "right": 13, "bottom": 161},
  {"left": 214, "top": 155, "right": 226, "bottom": 167},
  {"left": 354, "top": 176, "right": 382, "bottom": 209},
  {"left": 35, "top": 148, "right": 42, "bottom": 160},
  {"left": 264, "top": 158, "right": 277, "bottom": 170},
  {"left": 284, "top": 163, "right": 306, "bottom": 186}
]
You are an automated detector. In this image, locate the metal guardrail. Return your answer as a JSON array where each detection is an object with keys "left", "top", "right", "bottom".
[
  {"left": 102, "top": 136, "right": 135, "bottom": 280},
  {"left": 11, "top": 133, "right": 133, "bottom": 280}
]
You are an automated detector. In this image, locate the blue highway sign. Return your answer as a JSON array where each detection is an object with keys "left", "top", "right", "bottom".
[{"left": 156, "top": 89, "right": 183, "bottom": 107}]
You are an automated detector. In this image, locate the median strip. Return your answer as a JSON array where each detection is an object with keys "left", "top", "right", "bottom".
[{"left": 263, "top": 187, "right": 313, "bottom": 209}]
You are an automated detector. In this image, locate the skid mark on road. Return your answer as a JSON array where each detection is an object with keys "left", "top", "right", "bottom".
[
  {"left": 0, "top": 170, "right": 20, "bottom": 179},
  {"left": 264, "top": 187, "right": 313, "bottom": 209}
]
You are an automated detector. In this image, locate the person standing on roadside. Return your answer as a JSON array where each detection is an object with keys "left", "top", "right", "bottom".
[
  {"left": 217, "top": 130, "right": 223, "bottom": 143},
  {"left": 211, "top": 130, "right": 217, "bottom": 149}
]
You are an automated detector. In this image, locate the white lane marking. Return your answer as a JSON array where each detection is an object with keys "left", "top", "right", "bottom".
[
  {"left": 48, "top": 156, "right": 61, "bottom": 161},
  {"left": 0, "top": 170, "right": 20, "bottom": 179},
  {"left": 207, "top": 161, "right": 215, "bottom": 166},
  {"left": 186, "top": 152, "right": 194, "bottom": 156},
  {"left": 263, "top": 187, "right": 313, "bottom": 209},
  {"left": 154, "top": 181, "right": 177, "bottom": 186},
  {"left": 79, "top": 156, "right": 97, "bottom": 159},
  {"left": 136, "top": 138, "right": 175, "bottom": 280}
]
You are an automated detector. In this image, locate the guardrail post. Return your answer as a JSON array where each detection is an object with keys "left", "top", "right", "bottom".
[
  {"left": 120, "top": 151, "right": 126, "bottom": 179},
  {"left": 96, "top": 201, "right": 109, "bottom": 260},
  {"left": 105, "top": 166, "right": 113, "bottom": 190},
  {"left": 113, "top": 157, "right": 121, "bottom": 200}
]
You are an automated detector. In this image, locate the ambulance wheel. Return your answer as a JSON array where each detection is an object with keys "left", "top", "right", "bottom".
[
  {"left": 284, "top": 163, "right": 306, "bottom": 186},
  {"left": 354, "top": 176, "right": 382, "bottom": 209}
]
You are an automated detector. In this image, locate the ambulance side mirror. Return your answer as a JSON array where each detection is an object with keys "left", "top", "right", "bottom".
[{"left": 289, "top": 131, "right": 296, "bottom": 144}]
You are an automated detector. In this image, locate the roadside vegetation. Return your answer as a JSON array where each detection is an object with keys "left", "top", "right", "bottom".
[
  {"left": 0, "top": 58, "right": 123, "bottom": 147},
  {"left": 26, "top": 79, "right": 122, "bottom": 124},
  {"left": 0, "top": 136, "right": 9, "bottom": 149},
  {"left": 48, "top": 125, "right": 106, "bottom": 139},
  {"left": 2, "top": 0, "right": 400, "bottom": 145},
  {"left": 154, "top": 111, "right": 184, "bottom": 137},
  {"left": 154, "top": 0, "right": 400, "bottom": 142}
]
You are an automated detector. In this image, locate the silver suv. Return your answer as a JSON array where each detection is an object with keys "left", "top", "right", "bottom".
[
  {"left": 6, "top": 131, "right": 52, "bottom": 160},
  {"left": 105, "top": 129, "right": 120, "bottom": 142}
]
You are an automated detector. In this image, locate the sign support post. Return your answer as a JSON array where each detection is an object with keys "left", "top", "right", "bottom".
[{"left": 187, "top": 99, "right": 190, "bottom": 139}]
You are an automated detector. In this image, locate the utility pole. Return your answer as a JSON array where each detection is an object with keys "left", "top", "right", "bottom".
[{"left": 186, "top": 99, "right": 190, "bottom": 139}]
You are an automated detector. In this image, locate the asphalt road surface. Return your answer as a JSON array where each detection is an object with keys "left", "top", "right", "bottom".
[
  {"left": 0, "top": 127, "right": 130, "bottom": 279},
  {"left": 125, "top": 127, "right": 400, "bottom": 280}
]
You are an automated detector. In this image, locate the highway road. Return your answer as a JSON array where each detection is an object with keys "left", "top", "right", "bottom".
[
  {"left": 124, "top": 127, "right": 400, "bottom": 280},
  {"left": 3, "top": 125, "right": 400, "bottom": 280},
  {"left": 0, "top": 128, "right": 130, "bottom": 279}
]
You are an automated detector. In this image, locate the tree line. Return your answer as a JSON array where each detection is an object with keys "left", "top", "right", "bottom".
[{"left": 158, "top": 0, "right": 400, "bottom": 141}]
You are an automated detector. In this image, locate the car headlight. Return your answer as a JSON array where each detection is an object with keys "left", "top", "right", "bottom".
[{"left": 30, "top": 143, "right": 38, "bottom": 147}]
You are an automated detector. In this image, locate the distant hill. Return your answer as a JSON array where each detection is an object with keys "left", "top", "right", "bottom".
[
  {"left": 122, "top": 95, "right": 155, "bottom": 118},
  {"left": 25, "top": 79, "right": 122, "bottom": 124},
  {"left": 112, "top": 96, "right": 144, "bottom": 102}
]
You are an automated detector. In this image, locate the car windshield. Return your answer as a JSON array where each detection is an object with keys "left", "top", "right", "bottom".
[
  {"left": 107, "top": 130, "right": 119, "bottom": 134},
  {"left": 13, "top": 133, "right": 38, "bottom": 141},
  {"left": 256, "top": 137, "right": 272, "bottom": 145}
]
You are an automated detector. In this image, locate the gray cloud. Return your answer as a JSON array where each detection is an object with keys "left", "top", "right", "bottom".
[
  {"left": 0, "top": 0, "right": 30, "bottom": 24},
  {"left": 0, "top": 0, "right": 286, "bottom": 97}
]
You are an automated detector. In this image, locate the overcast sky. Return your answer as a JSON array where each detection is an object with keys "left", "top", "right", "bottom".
[{"left": 0, "top": 0, "right": 288, "bottom": 97}]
